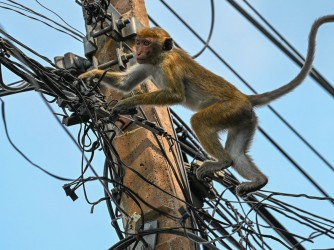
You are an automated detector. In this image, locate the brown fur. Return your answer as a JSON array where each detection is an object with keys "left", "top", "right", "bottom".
[{"left": 80, "top": 17, "right": 334, "bottom": 196}]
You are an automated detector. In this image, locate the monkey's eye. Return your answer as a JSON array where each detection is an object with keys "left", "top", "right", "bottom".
[{"left": 143, "top": 40, "right": 151, "bottom": 46}]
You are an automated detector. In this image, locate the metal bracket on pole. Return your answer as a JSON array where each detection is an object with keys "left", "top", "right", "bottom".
[
  {"left": 82, "top": 1, "right": 143, "bottom": 70},
  {"left": 89, "top": 5, "right": 143, "bottom": 40},
  {"left": 83, "top": 36, "right": 97, "bottom": 58},
  {"left": 130, "top": 220, "right": 159, "bottom": 250}
]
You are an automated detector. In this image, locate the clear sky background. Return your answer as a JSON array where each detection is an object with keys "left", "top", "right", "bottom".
[{"left": 0, "top": 0, "right": 333, "bottom": 249}]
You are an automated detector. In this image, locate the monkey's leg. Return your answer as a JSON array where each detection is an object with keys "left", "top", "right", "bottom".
[
  {"left": 191, "top": 103, "right": 235, "bottom": 180},
  {"left": 225, "top": 118, "right": 268, "bottom": 197}
]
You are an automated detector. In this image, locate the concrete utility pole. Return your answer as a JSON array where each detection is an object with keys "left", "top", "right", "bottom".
[{"left": 82, "top": 1, "right": 195, "bottom": 249}]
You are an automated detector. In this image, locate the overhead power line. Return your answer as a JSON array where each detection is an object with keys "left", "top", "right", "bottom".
[
  {"left": 0, "top": 0, "right": 83, "bottom": 42},
  {"left": 192, "top": 0, "right": 215, "bottom": 59},
  {"left": 226, "top": 0, "right": 334, "bottom": 97}
]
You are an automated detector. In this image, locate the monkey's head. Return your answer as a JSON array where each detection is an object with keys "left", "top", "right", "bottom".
[{"left": 135, "top": 27, "right": 173, "bottom": 65}]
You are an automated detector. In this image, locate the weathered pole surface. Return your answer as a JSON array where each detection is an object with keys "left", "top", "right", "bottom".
[{"left": 83, "top": 0, "right": 195, "bottom": 249}]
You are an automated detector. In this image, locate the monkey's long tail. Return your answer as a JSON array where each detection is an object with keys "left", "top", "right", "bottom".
[{"left": 248, "top": 15, "right": 334, "bottom": 107}]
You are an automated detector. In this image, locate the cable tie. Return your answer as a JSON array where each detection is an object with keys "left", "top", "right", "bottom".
[
  {"left": 178, "top": 206, "right": 190, "bottom": 225},
  {"left": 133, "top": 115, "right": 167, "bottom": 136}
]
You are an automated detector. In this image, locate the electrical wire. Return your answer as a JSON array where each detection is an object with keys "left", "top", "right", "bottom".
[
  {"left": 226, "top": 0, "right": 334, "bottom": 97},
  {"left": 35, "top": 0, "right": 85, "bottom": 37},
  {"left": 192, "top": 0, "right": 215, "bottom": 59},
  {"left": 1, "top": 1, "right": 334, "bottom": 249},
  {"left": 0, "top": 0, "right": 84, "bottom": 41},
  {"left": 258, "top": 127, "right": 334, "bottom": 205},
  {"left": 0, "top": 97, "right": 74, "bottom": 181}
]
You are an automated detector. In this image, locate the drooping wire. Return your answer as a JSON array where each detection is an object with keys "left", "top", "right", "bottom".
[
  {"left": 0, "top": 97, "right": 74, "bottom": 181},
  {"left": 9, "top": 0, "right": 84, "bottom": 39},
  {"left": 192, "top": 0, "right": 215, "bottom": 59}
]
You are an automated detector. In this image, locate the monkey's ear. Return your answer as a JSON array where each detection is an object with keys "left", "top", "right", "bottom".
[{"left": 162, "top": 38, "right": 173, "bottom": 51}]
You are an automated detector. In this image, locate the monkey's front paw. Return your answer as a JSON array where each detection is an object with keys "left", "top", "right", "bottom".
[
  {"left": 111, "top": 101, "right": 133, "bottom": 115},
  {"left": 195, "top": 165, "right": 207, "bottom": 180},
  {"left": 78, "top": 69, "right": 99, "bottom": 80}
]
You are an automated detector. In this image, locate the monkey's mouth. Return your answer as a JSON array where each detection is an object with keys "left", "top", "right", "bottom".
[{"left": 136, "top": 57, "right": 147, "bottom": 64}]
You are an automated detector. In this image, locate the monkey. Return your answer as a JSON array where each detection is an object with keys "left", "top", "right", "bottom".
[{"left": 79, "top": 15, "right": 334, "bottom": 197}]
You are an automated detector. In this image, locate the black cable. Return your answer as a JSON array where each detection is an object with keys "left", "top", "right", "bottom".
[
  {"left": 35, "top": 0, "right": 85, "bottom": 37},
  {"left": 108, "top": 227, "right": 220, "bottom": 250},
  {"left": 2, "top": 0, "right": 84, "bottom": 40},
  {"left": 0, "top": 97, "right": 74, "bottom": 181},
  {"left": 78, "top": 176, "right": 183, "bottom": 222},
  {"left": 258, "top": 127, "right": 334, "bottom": 206},
  {"left": 192, "top": 0, "right": 215, "bottom": 59},
  {"left": 226, "top": 0, "right": 334, "bottom": 97},
  {"left": 0, "top": 25, "right": 56, "bottom": 67},
  {"left": 103, "top": 158, "right": 124, "bottom": 240}
]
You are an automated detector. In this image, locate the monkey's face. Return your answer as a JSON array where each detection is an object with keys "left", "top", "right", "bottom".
[{"left": 135, "top": 37, "right": 154, "bottom": 64}]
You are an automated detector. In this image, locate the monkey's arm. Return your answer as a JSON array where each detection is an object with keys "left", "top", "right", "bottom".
[
  {"left": 79, "top": 64, "right": 151, "bottom": 92},
  {"left": 114, "top": 67, "right": 185, "bottom": 111}
]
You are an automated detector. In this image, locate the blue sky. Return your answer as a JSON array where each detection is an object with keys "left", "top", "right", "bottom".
[{"left": 1, "top": 0, "right": 333, "bottom": 249}]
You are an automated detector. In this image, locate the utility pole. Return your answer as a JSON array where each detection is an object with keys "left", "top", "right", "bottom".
[{"left": 82, "top": 1, "right": 195, "bottom": 249}]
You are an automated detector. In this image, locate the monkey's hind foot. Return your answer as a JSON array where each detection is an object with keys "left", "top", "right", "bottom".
[
  {"left": 196, "top": 160, "right": 233, "bottom": 180},
  {"left": 236, "top": 178, "right": 268, "bottom": 198}
]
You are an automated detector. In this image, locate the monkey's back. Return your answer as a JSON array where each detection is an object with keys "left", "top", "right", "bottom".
[{"left": 165, "top": 48, "right": 247, "bottom": 110}]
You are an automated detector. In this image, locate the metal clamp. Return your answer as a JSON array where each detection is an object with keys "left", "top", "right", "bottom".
[
  {"left": 54, "top": 52, "right": 92, "bottom": 75},
  {"left": 97, "top": 48, "right": 134, "bottom": 70},
  {"left": 89, "top": 5, "right": 143, "bottom": 40}
]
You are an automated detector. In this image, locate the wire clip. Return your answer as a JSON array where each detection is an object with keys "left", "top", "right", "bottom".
[{"left": 133, "top": 116, "right": 167, "bottom": 136}]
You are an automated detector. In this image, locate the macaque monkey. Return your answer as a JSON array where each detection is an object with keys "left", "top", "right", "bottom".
[{"left": 80, "top": 15, "right": 334, "bottom": 196}]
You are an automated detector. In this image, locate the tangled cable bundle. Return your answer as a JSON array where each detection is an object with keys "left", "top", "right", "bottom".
[{"left": 1, "top": 1, "right": 334, "bottom": 249}]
